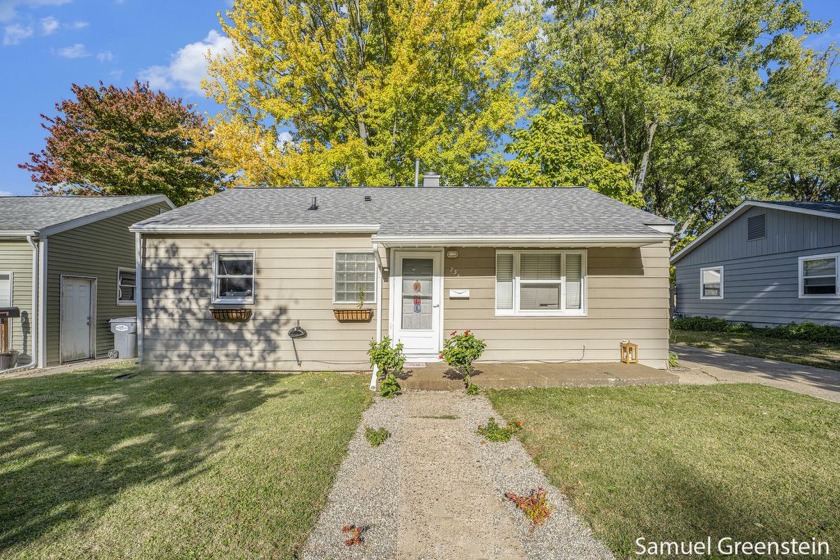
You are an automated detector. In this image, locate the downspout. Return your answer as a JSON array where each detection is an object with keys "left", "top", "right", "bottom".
[
  {"left": 370, "top": 242, "right": 384, "bottom": 391},
  {"left": 135, "top": 231, "right": 143, "bottom": 364},
  {"left": 4, "top": 235, "right": 39, "bottom": 373},
  {"left": 37, "top": 236, "right": 47, "bottom": 368}
]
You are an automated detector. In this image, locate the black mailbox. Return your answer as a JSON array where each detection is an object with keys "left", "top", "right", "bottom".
[{"left": 0, "top": 307, "right": 20, "bottom": 319}]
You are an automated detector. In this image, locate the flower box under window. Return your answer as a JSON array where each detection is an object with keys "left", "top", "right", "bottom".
[
  {"left": 211, "top": 308, "right": 253, "bottom": 323},
  {"left": 333, "top": 309, "right": 374, "bottom": 322}
]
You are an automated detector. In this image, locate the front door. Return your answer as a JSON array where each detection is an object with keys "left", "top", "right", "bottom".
[
  {"left": 61, "top": 277, "right": 95, "bottom": 363},
  {"left": 392, "top": 251, "right": 442, "bottom": 359}
]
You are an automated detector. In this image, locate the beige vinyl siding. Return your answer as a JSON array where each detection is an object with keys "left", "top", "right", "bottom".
[
  {"left": 440, "top": 244, "right": 670, "bottom": 368},
  {"left": 45, "top": 202, "right": 170, "bottom": 365},
  {"left": 0, "top": 240, "right": 34, "bottom": 362},
  {"left": 141, "top": 234, "right": 380, "bottom": 371}
]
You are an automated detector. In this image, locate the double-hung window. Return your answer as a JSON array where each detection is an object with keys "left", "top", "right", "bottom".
[
  {"left": 0, "top": 272, "right": 12, "bottom": 307},
  {"left": 117, "top": 267, "right": 136, "bottom": 305},
  {"left": 495, "top": 250, "right": 585, "bottom": 316},
  {"left": 700, "top": 267, "right": 723, "bottom": 299},
  {"left": 213, "top": 252, "right": 255, "bottom": 304},
  {"left": 334, "top": 252, "right": 376, "bottom": 304},
  {"left": 799, "top": 254, "right": 839, "bottom": 298}
]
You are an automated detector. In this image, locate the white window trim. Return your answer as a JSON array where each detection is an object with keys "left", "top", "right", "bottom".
[
  {"left": 333, "top": 250, "right": 377, "bottom": 305},
  {"left": 116, "top": 267, "right": 136, "bottom": 306},
  {"left": 0, "top": 271, "right": 12, "bottom": 307},
  {"left": 212, "top": 251, "right": 256, "bottom": 305},
  {"left": 700, "top": 266, "right": 724, "bottom": 300},
  {"left": 798, "top": 253, "right": 840, "bottom": 299},
  {"left": 495, "top": 249, "right": 587, "bottom": 317}
]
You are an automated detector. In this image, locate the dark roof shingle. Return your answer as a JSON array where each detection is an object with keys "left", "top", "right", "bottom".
[{"left": 135, "top": 187, "right": 671, "bottom": 238}]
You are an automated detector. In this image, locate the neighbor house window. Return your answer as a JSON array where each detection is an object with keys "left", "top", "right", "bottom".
[
  {"left": 334, "top": 252, "right": 376, "bottom": 304},
  {"left": 0, "top": 272, "right": 12, "bottom": 307},
  {"left": 213, "top": 252, "right": 255, "bottom": 304},
  {"left": 495, "top": 251, "right": 586, "bottom": 316},
  {"left": 700, "top": 267, "right": 723, "bottom": 299},
  {"left": 117, "top": 267, "right": 136, "bottom": 305},
  {"left": 799, "top": 254, "right": 839, "bottom": 298}
]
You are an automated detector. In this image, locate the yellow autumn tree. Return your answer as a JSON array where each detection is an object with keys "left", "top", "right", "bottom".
[{"left": 205, "top": 0, "right": 535, "bottom": 186}]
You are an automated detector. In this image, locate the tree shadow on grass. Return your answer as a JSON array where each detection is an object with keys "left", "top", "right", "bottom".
[{"left": 0, "top": 367, "right": 298, "bottom": 553}]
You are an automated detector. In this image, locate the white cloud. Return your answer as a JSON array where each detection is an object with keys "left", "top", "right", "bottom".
[
  {"left": 3, "top": 22, "right": 31, "bottom": 45},
  {"left": 55, "top": 42, "right": 88, "bottom": 58},
  {"left": 66, "top": 19, "right": 85, "bottom": 29},
  {"left": 0, "top": 190, "right": 13, "bottom": 197},
  {"left": 0, "top": 0, "right": 70, "bottom": 22},
  {"left": 39, "top": 15, "right": 57, "bottom": 34},
  {"left": 96, "top": 50, "right": 113, "bottom": 62},
  {"left": 108, "top": 68, "right": 123, "bottom": 80},
  {"left": 138, "top": 29, "right": 232, "bottom": 95}
]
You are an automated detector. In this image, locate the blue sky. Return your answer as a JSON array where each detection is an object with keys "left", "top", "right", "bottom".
[{"left": 0, "top": 0, "right": 837, "bottom": 197}]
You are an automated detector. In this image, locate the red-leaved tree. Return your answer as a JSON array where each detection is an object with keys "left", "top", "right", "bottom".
[{"left": 21, "top": 81, "right": 225, "bottom": 205}]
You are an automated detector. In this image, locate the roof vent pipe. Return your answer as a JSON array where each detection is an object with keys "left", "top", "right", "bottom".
[
  {"left": 414, "top": 158, "right": 420, "bottom": 188},
  {"left": 308, "top": 196, "right": 318, "bottom": 210},
  {"left": 422, "top": 172, "right": 440, "bottom": 188}
]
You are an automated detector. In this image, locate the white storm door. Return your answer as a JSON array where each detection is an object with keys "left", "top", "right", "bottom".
[
  {"left": 61, "top": 277, "right": 94, "bottom": 362},
  {"left": 392, "top": 251, "right": 442, "bottom": 359}
]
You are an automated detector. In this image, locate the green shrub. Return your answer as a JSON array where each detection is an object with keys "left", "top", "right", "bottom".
[
  {"left": 671, "top": 317, "right": 840, "bottom": 344},
  {"left": 477, "top": 417, "right": 522, "bottom": 442},
  {"left": 379, "top": 373, "right": 401, "bottom": 399},
  {"left": 368, "top": 336, "right": 407, "bottom": 376},
  {"left": 440, "top": 330, "right": 487, "bottom": 375},
  {"left": 668, "top": 352, "right": 679, "bottom": 368},
  {"left": 364, "top": 426, "right": 391, "bottom": 447},
  {"left": 466, "top": 381, "right": 480, "bottom": 395}
]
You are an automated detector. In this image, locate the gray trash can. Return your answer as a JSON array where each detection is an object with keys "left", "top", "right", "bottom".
[{"left": 109, "top": 317, "right": 137, "bottom": 359}]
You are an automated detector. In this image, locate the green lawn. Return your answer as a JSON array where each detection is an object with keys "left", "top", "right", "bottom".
[
  {"left": 487, "top": 384, "right": 840, "bottom": 559},
  {"left": 0, "top": 366, "right": 372, "bottom": 559},
  {"left": 672, "top": 329, "right": 840, "bottom": 372}
]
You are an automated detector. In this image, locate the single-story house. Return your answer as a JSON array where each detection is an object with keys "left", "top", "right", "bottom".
[
  {"left": 671, "top": 200, "right": 840, "bottom": 327},
  {"left": 0, "top": 195, "right": 174, "bottom": 369},
  {"left": 130, "top": 182, "right": 674, "bottom": 372}
]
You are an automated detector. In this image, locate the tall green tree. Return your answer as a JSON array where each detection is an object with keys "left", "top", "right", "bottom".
[
  {"left": 206, "top": 0, "right": 535, "bottom": 187},
  {"left": 21, "top": 81, "right": 223, "bottom": 205},
  {"left": 532, "top": 0, "right": 840, "bottom": 235},
  {"left": 499, "top": 104, "right": 642, "bottom": 206}
]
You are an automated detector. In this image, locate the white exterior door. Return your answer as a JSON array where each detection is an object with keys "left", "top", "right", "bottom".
[
  {"left": 392, "top": 251, "right": 443, "bottom": 359},
  {"left": 61, "top": 277, "right": 94, "bottom": 363}
]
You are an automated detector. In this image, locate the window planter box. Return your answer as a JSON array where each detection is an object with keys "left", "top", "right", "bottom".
[
  {"left": 333, "top": 309, "right": 374, "bottom": 323},
  {"left": 210, "top": 308, "right": 252, "bottom": 323}
]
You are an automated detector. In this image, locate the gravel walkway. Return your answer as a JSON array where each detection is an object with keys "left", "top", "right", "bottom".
[{"left": 303, "top": 390, "right": 612, "bottom": 560}]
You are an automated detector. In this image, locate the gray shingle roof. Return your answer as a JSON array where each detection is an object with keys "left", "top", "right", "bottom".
[
  {"left": 757, "top": 200, "right": 840, "bottom": 215},
  {"left": 0, "top": 195, "right": 170, "bottom": 234},
  {"left": 134, "top": 187, "right": 672, "bottom": 238}
]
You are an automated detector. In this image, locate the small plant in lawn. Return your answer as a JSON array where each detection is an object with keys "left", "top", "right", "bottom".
[
  {"left": 365, "top": 425, "right": 391, "bottom": 447},
  {"left": 477, "top": 417, "right": 522, "bottom": 442},
  {"left": 668, "top": 351, "right": 679, "bottom": 368},
  {"left": 440, "top": 330, "right": 487, "bottom": 393},
  {"left": 341, "top": 524, "right": 366, "bottom": 546},
  {"left": 505, "top": 488, "right": 552, "bottom": 527}
]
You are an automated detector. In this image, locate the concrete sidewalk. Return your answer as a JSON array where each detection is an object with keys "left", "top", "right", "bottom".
[
  {"left": 673, "top": 345, "right": 840, "bottom": 403},
  {"left": 400, "top": 361, "right": 678, "bottom": 391}
]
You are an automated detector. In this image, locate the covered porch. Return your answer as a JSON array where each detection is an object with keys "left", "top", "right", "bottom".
[{"left": 397, "top": 361, "right": 678, "bottom": 391}]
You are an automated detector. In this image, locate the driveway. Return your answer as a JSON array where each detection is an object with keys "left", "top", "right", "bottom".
[{"left": 673, "top": 344, "right": 840, "bottom": 403}]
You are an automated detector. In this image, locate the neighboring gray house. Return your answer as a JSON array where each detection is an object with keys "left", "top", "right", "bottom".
[
  {"left": 671, "top": 200, "right": 840, "bottom": 327},
  {"left": 0, "top": 195, "right": 174, "bottom": 369},
  {"left": 131, "top": 184, "right": 675, "bottom": 372}
]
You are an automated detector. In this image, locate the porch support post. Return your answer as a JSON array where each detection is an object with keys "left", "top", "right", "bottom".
[{"left": 370, "top": 242, "right": 383, "bottom": 391}]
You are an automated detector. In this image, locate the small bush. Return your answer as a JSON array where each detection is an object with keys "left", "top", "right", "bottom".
[
  {"left": 672, "top": 317, "right": 840, "bottom": 344},
  {"left": 477, "top": 417, "right": 522, "bottom": 442},
  {"left": 368, "top": 336, "right": 406, "bottom": 376},
  {"left": 341, "top": 524, "right": 366, "bottom": 546},
  {"left": 440, "top": 330, "right": 487, "bottom": 376},
  {"left": 379, "top": 373, "right": 401, "bottom": 399},
  {"left": 668, "top": 352, "right": 679, "bottom": 368},
  {"left": 505, "top": 488, "right": 552, "bottom": 526},
  {"left": 365, "top": 426, "right": 390, "bottom": 447}
]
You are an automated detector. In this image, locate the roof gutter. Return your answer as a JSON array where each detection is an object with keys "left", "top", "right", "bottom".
[
  {"left": 371, "top": 234, "right": 671, "bottom": 248},
  {"left": 130, "top": 224, "right": 382, "bottom": 234},
  {"left": 0, "top": 231, "right": 37, "bottom": 239}
]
